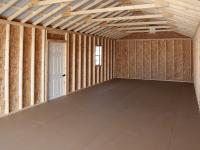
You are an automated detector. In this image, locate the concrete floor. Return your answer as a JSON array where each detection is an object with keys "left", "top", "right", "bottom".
[{"left": 0, "top": 79, "right": 200, "bottom": 150}]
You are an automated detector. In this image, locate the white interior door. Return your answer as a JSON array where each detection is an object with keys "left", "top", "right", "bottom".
[{"left": 48, "top": 42, "right": 66, "bottom": 100}]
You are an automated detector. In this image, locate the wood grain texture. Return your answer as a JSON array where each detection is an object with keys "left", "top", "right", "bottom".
[
  {"left": 35, "top": 28, "right": 43, "bottom": 104},
  {"left": 174, "top": 40, "right": 183, "bottom": 81},
  {"left": 116, "top": 38, "right": 192, "bottom": 82},
  {"left": 0, "top": 23, "right": 6, "bottom": 114},
  {"left": 136, "top": 40, "right": 143, "bottom": 79},
  {"left": 166, "top": 40, "right": 174, "bottom": 80},
  {"left": 143, "top": 40, "right": 151, "bottom": 80},
  {"left": 129, "top": 40, "right": 136, "bottom": 79},
  {"left": 9, "top": 25, "right": 20, "bottom": 112},
  {"left": 193, "top": 24, "right": 200, "bottom": 107},
  {"left": 23, "top": 27, "right": 32, "bottom": 107},
  {"left": 158, "top": 40, "right": 166, "bottom": 80}
]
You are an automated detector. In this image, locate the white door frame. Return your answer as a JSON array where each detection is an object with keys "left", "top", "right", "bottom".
[{"left": 45, "top": 39, "right": 68, "bottom": 101}]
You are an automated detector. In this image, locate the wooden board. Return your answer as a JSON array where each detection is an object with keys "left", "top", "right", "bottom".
[
  {"left": 23, "top": 27, "right": 32, "bottom": 107},
  {"left": 166, "top": 40, "right": 174, "bottom": 80},
  {"left": 143, "top": 40, "right": 151, "bottom": 80},
  {"left": 9, "top": 25, "right": 20, "bottom": 112},
  {"left": 116, "top": 38, "right": 193, "bottom": 82},
  {"left": 136, "top": 40, "right": 143, "bottom": 79},
  {"left": 158, "top": 40, "right": 166, "bottom": 80},
  {"left": 35, "top": 28, "right": 43, "bottom": 104},
  {"left": 0, "top": 23, "right": 6, "bottom": 114}
]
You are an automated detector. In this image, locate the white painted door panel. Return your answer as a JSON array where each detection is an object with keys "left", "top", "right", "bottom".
[{"left": 48, "top": 42, "right": 65, "bottom": 100}]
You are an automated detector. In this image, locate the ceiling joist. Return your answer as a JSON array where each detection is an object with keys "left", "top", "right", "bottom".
[{"left": 64, "top": 2, "right": 169, "bottom": 16}]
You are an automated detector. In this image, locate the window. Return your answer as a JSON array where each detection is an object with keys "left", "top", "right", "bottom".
[{"left": 95, "top": 46, "right": 102, "bottom": 66}]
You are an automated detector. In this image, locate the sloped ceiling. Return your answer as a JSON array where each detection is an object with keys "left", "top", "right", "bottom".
[{"left": 0, "top": 0, "right": 199, "bottom": 39}]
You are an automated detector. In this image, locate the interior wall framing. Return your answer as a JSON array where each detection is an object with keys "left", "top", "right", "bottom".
[
  {"left": 116, "top": 38, "right": 193, "bottom": 82},
  {"left": 193, "top": 23, "right": 200, "bottom": 107},
  {"left": 0, "top": 21, "right": 115, "bottom": 117}
]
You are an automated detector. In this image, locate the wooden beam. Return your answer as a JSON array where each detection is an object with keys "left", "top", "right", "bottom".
[
  {"left": 68, "top": 2, "right": 168, "bottom": 16},
  {"left": 33, "top": 3, "right": 69, "bottom": 25},
  {"left": 50, "top": 0, "right": 90, "bottom": 28},
  {"left": 107, "top": 21, "right": 168, "bottom": 27},
  {"left": 61, "top": 0, "right": 105, "bottom": 30},
  {"left": 32, "top": 0, "right": 73, "bottom": 6},
  {"left": 21, "top": 5, "right": 49, "bottom": 23},
  {"left": 18, "top": 26, "right": 24, "bottom": 109},
  {"left": 92, "top": 14, "right": 165, "bottom": 22},
  {"left": 0, "top": 0, "right": 18, "bottom": 15},
  {"left": 92, "top": 37, "right": 96, "bottom": 85},
  {"left": 40, "top": 29, "right": 46, "bottom": 102},
  {"left": 4, "top": 24, "right": 10, "bottom": 114},
  {"left": 87, "top": 36, "right": 92, "bottom": 87},
  {"left": 118, "top": 25, "right": 172, "bottom": 31},
  {"left": 72, "top": 34, "right": 76, "bottom": 92},
  {"left": 8, "top": 2, "right": 33, "bottom": 21},
  {"left": 126, "top": 29, "right": 174, "bottom": 33},
  {"left": 30, "top": 28, "right": 35, "bottom": 106},
  {"left": 83, "top": 35, "right": 87, "bottom": 88},
  {"left": 77, "top": 35, "right": 81, "bottom": 90}
]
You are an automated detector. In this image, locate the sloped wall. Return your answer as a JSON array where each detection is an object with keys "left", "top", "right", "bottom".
[
  {"left": 116, "top": 38, "right": 193, "bottom": 82},
  {"left": 194, "top": 24, "right": 200, "bottom": 106}
]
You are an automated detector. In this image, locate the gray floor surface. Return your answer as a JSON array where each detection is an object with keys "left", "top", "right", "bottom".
[{"left": 0, "top": 79, "right": 200, "bottom": 150}]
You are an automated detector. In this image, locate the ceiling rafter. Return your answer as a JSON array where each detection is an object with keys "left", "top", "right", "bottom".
[
  {"left": 0, "top": 0, "right": 18, "bottom": 15},
  {"left": 60, "top": 0, "right": 112, "bottom": 30},
  {"left": 32, "top": 0, "right": 74, "bottom": 6},
  {"left": 65, "top": 1, "right": 168, "bottom": 16},
  {"left": 44, "top": 0, "right": 88, "bottom": 27},
  {"left": 33, "top": 3, "right": 69, "bottom": 25},
  {"left": 66, "top": 0, "right": 120, "bottom": 31}
]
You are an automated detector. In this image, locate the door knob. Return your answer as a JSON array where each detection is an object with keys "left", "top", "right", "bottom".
[{"left": 62, "top": 74, "right": 66, "bottom": 77}]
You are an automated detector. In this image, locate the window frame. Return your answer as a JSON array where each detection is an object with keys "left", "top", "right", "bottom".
[{"left": 95, "top": 45, "right": 102, "bottom": 66}]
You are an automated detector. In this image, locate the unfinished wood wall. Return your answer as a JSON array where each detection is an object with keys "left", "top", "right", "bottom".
[
  {"left": 194, "top": 24, "right": 200, "bottom": 107},
  {"left": 116, "top": 38, "right": 193, "bottom": 82},
  {"left": 68, "top": 33, "right": 115, "bottom": 93},
  {"left": 0, "top": 22, "right": 45, "bottom": 116},
  {"left": 0, "top": 21, "right": 115, "bottom": 116}
]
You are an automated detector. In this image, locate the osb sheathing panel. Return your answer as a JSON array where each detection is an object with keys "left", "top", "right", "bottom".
[
  {"left": 121, "top": 31, "right": 189, "bottom": 39},
  {"left": 136, "top": 40, "right": 143, "bottom": 79},
  {"left": 158, "top": 40, "right": 166, "bottom": 80},
  {"left": 47, "top": 33, "right": 65, "bottom": 40},
  {"left": 35, "top": 29, "right": 42, "bottom": 104},
  {"left": 23, "top": 27, "right": 32, "bottom": 107},
  {"left": 9, "top": 25, "right": 20, "bottom": 112},
  {"left": 193, "top": 24, "right": 200, "bottom": 106},
  {"left": 166, "top": 40, "right": 174, "bottom": 80},
  {"left": 143, "top": 40, "right": 151, "bottom": 80},
  {"left": 68, "top": 33, "right": 74, "bottom": 93},
  {"left": 0, "top": 23, "right": 6, "bottom": 114},
  {"left": 183, "top": 40, "right": 192, "bottom": 81},
  {"left": 129, "top": 40, "right": 136, "bottom": 79},
  {"left": 116, "top": 38, "right": 192, "bottom": 82},
  {"left": 151, "top": 40, "right": 158, "bottom": 80},
  {"left": 174, "top": 40, "right": 183, "bottom": 81}
]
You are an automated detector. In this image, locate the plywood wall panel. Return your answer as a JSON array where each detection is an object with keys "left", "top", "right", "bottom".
[
  {"left": 183, "top": 40, "right": 192, "bottom": 81},
  {"left": 76, "top": 34, "right": 81, "bottom": 90},
  {"left": 158, "top": 40, "right": 166, "bottom": 80},
  {"left": 151, "top": 40, "right": 158, "bottom": 80},
  {"left": 23, "top": 27, "right": 32, "bottom": 107},
  {"left": 0, "top": 23, "right": 6, "bottom": 114},
  {"left": 9, "top": 25, "right": 20, "bottom": 112},
  {"left": 116, "top": 38, "right": 192, "bottom": 83},
  {"left": 143, "top": 40, "right": 151, "bottom": 80},
  {"left": 136, "top": 40, "right": 143, "bottom": 79},
  {"left": 166, "top": 40, "right": 174, "bottom": 80},
  {"left": 174, "top": 40, "right": 183, "bottom": 81},
  {"left": 35, "top": 29, "right": 43, "bottom": 104}
]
